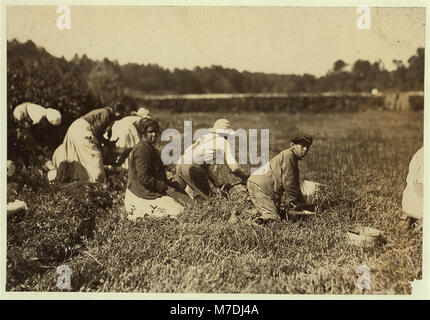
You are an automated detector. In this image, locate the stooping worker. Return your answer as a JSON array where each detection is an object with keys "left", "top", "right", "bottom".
[
  {"left": 12, "top": 102, "right": 62, "bottom": 161},
  {"left": 176, "top": 119, "right": 249, "bottom": 202},
  {"left": 124, "top": 118, "right": 192, "bottom": 220},
  {"left": 245, "top": 133, "right": 314, "bottom": 223},
  {"left": 47, "top": 101, "right": 125, "bottom": 183},
  {"left": 106, "top": 107, "right": 151, "bottom": 169},
  {"left": 13, "top": 102, "right": 62, "bottom": 128},
  {"left": 399, "top": 146, "right": 423, "bottom": 231}
]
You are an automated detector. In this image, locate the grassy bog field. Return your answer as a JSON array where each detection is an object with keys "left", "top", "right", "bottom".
[{"left": 7, "top": 109, "right": 423, "bottom": 294}]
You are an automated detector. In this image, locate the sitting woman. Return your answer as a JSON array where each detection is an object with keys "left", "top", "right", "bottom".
[{"left": 124, "top": 118, "right": 190, "bottom": 220}]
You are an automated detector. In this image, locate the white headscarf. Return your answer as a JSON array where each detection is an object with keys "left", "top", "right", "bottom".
[
  {"left": 131, "top": 107, "right": 151, "bottom": 119},
  {"left": 46, "top": 108, "right": 62, "bottom": 126}
]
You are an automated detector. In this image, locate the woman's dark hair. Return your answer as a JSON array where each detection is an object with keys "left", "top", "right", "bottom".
[
  {"left": 109, "top": 99, "right": 126, "bottom": 118},
  {"left": 136, "top": 118, "right": 161, "bottom": 139}
]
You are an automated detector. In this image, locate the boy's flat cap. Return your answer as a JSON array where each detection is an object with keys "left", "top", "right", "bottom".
[{"left": 291, "top": 133, "right": 313, "bottom": 144}]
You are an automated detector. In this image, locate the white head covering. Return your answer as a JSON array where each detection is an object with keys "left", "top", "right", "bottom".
[
  {"left": 131, "top": 107, "right": 150, "bottom": 118},
  {"left": 46, "top": 108, "right": 62, "bottom": 126}
]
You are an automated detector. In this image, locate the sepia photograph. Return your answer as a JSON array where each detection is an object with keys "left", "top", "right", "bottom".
[{"left": 1, "top": 1, "right": 428, "bottom": 296}]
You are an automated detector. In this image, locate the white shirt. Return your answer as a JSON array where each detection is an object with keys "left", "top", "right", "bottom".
[
  {"left": 182, "top": 133, "right": 238, "bottom": 166},
  {"left": 402, "top": 147, "right": 424, "bottom": 219},
  {"left": 114, "top": 116, "right": 142, "bottom": 128},
  {"left": 406, "top": 147, "right": 424, "bottom": 197},
  {"left": 104, "top": 116, "right": 142, "bottom": 140}
]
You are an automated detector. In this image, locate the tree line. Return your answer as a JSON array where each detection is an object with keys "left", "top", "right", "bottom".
[
  {"left": 121, "top": 49, "right": 424, "bottom": 95},
  {"left": 8, "top": 39, "right": 424, "bottom": 103},
  {"left": 6, "top": 39, "right": 424, "bottom": 164}
]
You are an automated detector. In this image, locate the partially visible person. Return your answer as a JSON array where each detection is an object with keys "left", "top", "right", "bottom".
[
  {"left": 6, "top": 160, "right": 27, "bottom": 217},
  {"left": 7, "top": 159, "right": 16, "bottom": 177},
  {"left": 7, "top": 200, "right": 28, "bottom": 217},
  {"left": 176, "top": 119, "right": 249, "bottom": 202},
  {"left": 105, "top": 107, "right": 151, "bottom": 169},
  {"left": 47, "top": 101, "right": 124, "bottom": 183},
  {"left": 131, "top": 107, "right": 150, "bottom": 119},
  {"left": 13, "top": 102, "right": 62, "bottom": 128},
  {"left": 124, "top": 118, "right": 192, "bottom": 220},
  {"left": 12, "top": 102, "right": 62, "bottom": 160},
  {"left": 399, "top": 146, "right": 423, "bottom": 231},
  {"left": 245, "top": 133, "right": 314, "bottom": 223}
]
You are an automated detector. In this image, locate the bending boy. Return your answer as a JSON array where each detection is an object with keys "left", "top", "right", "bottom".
[
  {"left": 246, "top": 133, "right": 313, "bottom": 222},
  {"left": 176, "top": 119, "right": 249, "bottom": 202}
]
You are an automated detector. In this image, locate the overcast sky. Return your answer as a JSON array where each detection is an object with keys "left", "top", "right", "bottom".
[{"left": 6, "top": 5, "right": 426, "bottom": 76}]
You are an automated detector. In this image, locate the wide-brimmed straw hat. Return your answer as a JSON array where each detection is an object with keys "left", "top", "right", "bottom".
[
  {"left": 131, "top": 107, "right": 150, "bottom": 118},
  {"left": 208, "top": 119, "right": 236, "bottom": 135}
]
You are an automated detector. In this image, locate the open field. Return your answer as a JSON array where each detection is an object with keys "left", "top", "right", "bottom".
[{"left": 7, "top": 109, "right": 423, "bottom": 294}]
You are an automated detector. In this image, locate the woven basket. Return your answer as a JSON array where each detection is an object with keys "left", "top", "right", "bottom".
[{"left": 347, "top": 225, "right": 381, "bottom": 247}]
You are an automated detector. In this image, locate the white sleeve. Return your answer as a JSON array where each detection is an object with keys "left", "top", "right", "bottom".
[
  {"left": 416, "top": 148, "right": 424, "bottom": 184},
  {"left": 414, "top": 148, "right": 424, "bottom": 197},
  {"left": 223, "top": 137, "right": 238, "bottom": 166}
]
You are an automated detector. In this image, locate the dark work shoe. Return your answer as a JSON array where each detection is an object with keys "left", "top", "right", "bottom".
[{"left": 397, "top": 214, "right": 414, "bottom": 232}]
